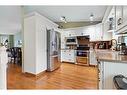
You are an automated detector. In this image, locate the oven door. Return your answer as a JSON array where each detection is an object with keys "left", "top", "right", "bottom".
[{"left": 76, "top": 50, "right": 88, "bottom": 57}]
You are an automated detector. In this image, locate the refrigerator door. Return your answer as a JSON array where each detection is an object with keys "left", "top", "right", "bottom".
[{"left": 47, "top": 29, "right": 61, "bottom": 71}]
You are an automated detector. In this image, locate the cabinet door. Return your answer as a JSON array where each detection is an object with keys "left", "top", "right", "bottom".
[
  {"left": 94, "top": 23, "right": 102, "bottom": 41},
  {"left": 88, "top": 26, "right": 96, "bottom": 41},
  {"left": 115, "top": 6, "right": 123, "bottom": 29},
  {"left": 61, "top": 50, "right": 75, "bottom": 62},
  {"left": 98, "top": 62, "right": 104, "bottom": 89},
  {"left": 61, "top": 33, "right": 66, "bottom": 49},
  {"left": 123, "top": 6, "right": 127, "bottom": 24},
  {"left": 61, "top": 50, "right": 66, "bottom": 62},
  {"left": 89, "top": 51, "right": 97, "bottom": 65},
  {"left": 61, "top": 50, "right": 70, "bottom": 61},
  {"left": 103, "top": 22, "right": 112, "bottom": 41}
]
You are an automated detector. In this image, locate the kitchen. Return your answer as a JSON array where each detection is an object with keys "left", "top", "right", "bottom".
[
  {"left": 23, "top": 6, "right": 127, "bottom": 89},
  {"left": 60, "top": 6, "right": 127, "bottom": 89},
  {"left": 1, "top": 6, "right": 127, "bottom": 90}
]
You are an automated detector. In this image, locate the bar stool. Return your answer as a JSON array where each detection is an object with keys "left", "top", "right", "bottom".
[{"left": 113, "top": 74, "right": 127, "bottom": 89}]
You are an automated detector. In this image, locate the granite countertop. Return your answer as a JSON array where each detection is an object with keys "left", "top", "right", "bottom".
[{"left": 90, "top": 49, "right": 127, "bottom": 63}]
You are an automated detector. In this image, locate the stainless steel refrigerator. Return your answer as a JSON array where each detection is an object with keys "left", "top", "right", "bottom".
[{"left": 47, "top": 29, "right": 61, "bottom": 71}]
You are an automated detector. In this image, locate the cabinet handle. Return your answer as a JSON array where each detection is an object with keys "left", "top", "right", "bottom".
[
  {"left": 98, "top": 78, "right": 100, "bottom": 81},
  {"left": 98, "top": 69, "right": 100, "bottom": 73}
]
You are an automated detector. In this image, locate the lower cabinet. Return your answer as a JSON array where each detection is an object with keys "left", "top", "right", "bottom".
[
  {"left": 98, "top": 61, "right": 127, "bottom": 89},
  {"left": 61, "top": 50, "right": 76, "bottom": 63},
  {"left": 89, "top": 50, "right": 97, "bottom": 66}
]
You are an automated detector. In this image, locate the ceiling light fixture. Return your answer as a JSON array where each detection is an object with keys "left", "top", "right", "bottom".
[
  {"left": 60, "top": 16, "right": 67, "bottom": 23},
  {"left": 90, "top": 13, "right": 94, "bottom": 21}
]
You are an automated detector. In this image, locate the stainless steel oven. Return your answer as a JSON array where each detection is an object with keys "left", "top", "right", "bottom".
[
  {"left": 76, "top": 50, "right": 88, "bottom": 57},
  {"left": 76, "top": 45, "right": 90, "bottom": 65}
]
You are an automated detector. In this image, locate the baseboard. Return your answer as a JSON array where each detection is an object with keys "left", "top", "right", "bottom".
[
  {"left": 89, "top": 64, "right": 97, "bottom": 67},
  {"left": 23, "top": 70, "right": 46, "bottom": 79}
]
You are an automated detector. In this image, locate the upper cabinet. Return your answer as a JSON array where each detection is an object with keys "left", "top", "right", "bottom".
[
  {"left": 115, "top": 6, "right": 123, "bottom": 30},
  {"left": 61, "top": 23, "right": 112, "bottom": 42},
  {"left": 123, "top": 6, "right": 127, "bottom": 23},
  {"left": 62, "top": 27, "right": 89, "bottom": 37},
  {"left": 90, "top": 23, "right": 103, "bottom": 41},
  {"left": 95, "top": 23, "right": 103, "bottom": 41},
  {"left": 114, "top": 6, "right": 127, "bottom": 34},
  {"left": 102, "top": 22, "right": 112, "bottom": 41}
]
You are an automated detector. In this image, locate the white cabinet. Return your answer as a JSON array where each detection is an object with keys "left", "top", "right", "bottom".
[
  {"left": 99, "top": 61, "right": 127, "bottom": 89},
  {"left": 24, "top": 12, "right": 58, "bottom": 75},
  {"left": 61, "top": 23, "right": 112, "bottom": 43},
  {"left": 89, "top": 50, "right": 97, "bottom": 66},
  {"left": 61, "top": 33, "right": 66, "bottom": 49},
  {"left": 87, "top": 25, "right": 95, "bottom": 41},
  {"left": 95, "top": 23, "right": 103, "bottom": 41},
  {"left": 102, "top": 22, "right": 112, "bottom": 41},
  {"left": 123, "top": 6, "right": 127, "bottom": 24},
  {"left": 115, "top": 6, "right": 123, "bottom": 29},
  {"left": 61, "top": 50, "right": 76, "bottom": 63},
  {"left": 89, "top": 23, "right": 103, "bottom": 41},
  {"left": 115, "top": 6, "right": 127, "bottom": 34}
]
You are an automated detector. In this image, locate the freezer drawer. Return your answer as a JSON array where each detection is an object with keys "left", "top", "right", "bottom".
[{"left": 47, "top": 55, "right": 61, "bottom": 71}]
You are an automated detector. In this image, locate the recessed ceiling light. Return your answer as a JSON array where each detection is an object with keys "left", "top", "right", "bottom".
[{"left": 90, "top": 13, "right": 94, "bottom": 21}]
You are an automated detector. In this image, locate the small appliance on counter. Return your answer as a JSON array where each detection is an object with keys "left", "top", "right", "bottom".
[
  {"left": 119, "top": 43, "right": 127, "bottom": 55},
  {"left": 91, "top": 41, "right": 111, "bottom": 49},
  {"left": 117, "top": 36, "right": 127, "bottom": 55},
  {"left": 111, "top": 39, "right": 117, "bottom": 50}
]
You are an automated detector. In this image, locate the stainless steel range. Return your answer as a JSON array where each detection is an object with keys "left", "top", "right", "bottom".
[{"left": 76, "top": 45, "right": 90, "bottom": 65}]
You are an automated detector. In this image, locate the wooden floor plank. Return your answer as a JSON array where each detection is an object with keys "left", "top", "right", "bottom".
[{"left": 7, "top": 63, "right": 98, "bottom": 89}]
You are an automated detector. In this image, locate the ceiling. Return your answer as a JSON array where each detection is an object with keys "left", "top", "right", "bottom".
[
  {"left": 0, "top": 6, "right": 107, "bottom": 34},
  {"left": 0, "top": 6, "right": 22, "bottom": 35},
  {"left": 23, "top": 6, "right": 107, "bottom": 22}
]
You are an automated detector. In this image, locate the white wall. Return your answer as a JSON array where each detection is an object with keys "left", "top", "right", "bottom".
[
  {"left": 14, "top": 32, "right": 22, "bottom": 47},
  {"left": 0, "top": 6, "right": 22, "bottom": 35}
]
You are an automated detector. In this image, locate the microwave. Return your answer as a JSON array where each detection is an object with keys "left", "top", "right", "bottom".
[{"left": 66, "top": 37, "right": 77, "bottom": 45}]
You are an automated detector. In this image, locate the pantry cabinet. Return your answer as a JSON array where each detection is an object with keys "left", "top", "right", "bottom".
[{"left": 24, "top": 12, "right": 58, "bottom": 75}]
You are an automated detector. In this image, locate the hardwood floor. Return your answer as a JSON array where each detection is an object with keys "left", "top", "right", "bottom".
[{"left": 7, "top": 63, "right": 98, "bottom": 89}]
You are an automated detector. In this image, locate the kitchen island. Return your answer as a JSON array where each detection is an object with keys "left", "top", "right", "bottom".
[{"left": 91, "top": 49, "right": 127, "bottom": 89}]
